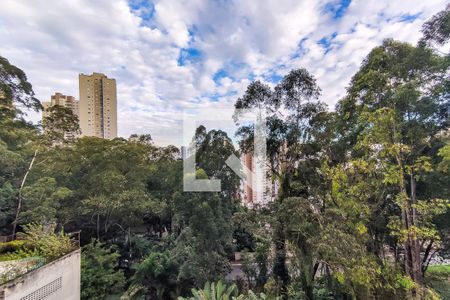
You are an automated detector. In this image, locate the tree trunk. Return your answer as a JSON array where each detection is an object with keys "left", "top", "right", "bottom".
[
  {"left": 300, "top": 271, "right": 314, "bottom": 300},
  {"left": 97, "top": 213, "right": 100, "bottom": 240},
  {"left": 395, "top": 155, "right": 423, "bottom": 285},
  {"left": 273, "top": 225, "right": 289, "bottom": 299},
  {"left": 12, "top": 149, "right": 37, "bottom": 237},
  {"left": 407, "top": 172, "right": 423, "bottom": 284}
]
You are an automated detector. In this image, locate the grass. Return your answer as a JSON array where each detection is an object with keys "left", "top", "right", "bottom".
[
  {"left": 425, "top": 265, "right": 450, "bottom": 299},
  {"left": 427, "top": 264, "right": 450, "bottom": 275}
]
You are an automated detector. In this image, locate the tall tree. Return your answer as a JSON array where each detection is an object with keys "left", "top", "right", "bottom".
[
  {"left": 336, "top": 38, "right": 449, "bottom": 290},
  {"left": 234, "top": 68, "right": 327, "bottom": 298},
  {"left": 81, "top": 240, "right": 125, "bottom": 300},
  {"left": 0, "top": 56, "right": 41, "bottom": 236},
  {"left": 419, "top": 5, "right": 450, "bottom": 48}
]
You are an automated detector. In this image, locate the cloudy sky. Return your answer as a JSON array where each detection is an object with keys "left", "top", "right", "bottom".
[{"left": 0, "top": 0, "right": 447, "bottom": 145}]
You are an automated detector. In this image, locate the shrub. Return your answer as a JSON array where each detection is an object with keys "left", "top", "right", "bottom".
[
  {"left": 0, "top": 240, "right": 26, "bottom": 254},
  {"left": 16, "top": 223, "right": 75, "bottom": 261}
]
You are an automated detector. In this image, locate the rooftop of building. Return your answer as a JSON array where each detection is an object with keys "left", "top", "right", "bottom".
[
  {"left": 0, "top": 227, "right": 80, "bottom": 285},
  {"left": 79, "top": 72, "right": 108, "bottom": 77}
]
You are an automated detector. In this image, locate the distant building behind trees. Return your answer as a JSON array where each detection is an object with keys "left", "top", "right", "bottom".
[
  {"left": 79, "top": 73, "right": 117, "bottom": 139},
  {"left": 42, "top": 72, "right": 118, "bottom": 140}
]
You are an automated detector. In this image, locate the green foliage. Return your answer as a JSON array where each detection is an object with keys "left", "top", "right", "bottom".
[
  {"left": 0, "top": 55, "right": 41, "bottom": 115},
  {"left": 178, "top": 281, "right": 238, "bottom": 300},
  {"left": 1, "top": 9, "right": 450, "bottom": 300},
  {"left": 42, "top": 105, "right": 80, "bottom": 143},
  {"left": 20, "top": 177, "right": 72, "bottom": 225},
  {"left": 425, "top": 265, "right": 450, "bottom": 300},
  {"left": 81, "top": 240, "right": 125, "bottom": 300},
  {"left": 171, "top": 187, "right": 232, "bottom": 286},
  {"left": 438, "top": 144, "right": 450, "bottom": 172},
  {"left": 0, "top": 240, "right": 26, "bottom": 254},
  {"left": 0, "top": 56, "right": 40, "bottom": 235},
  {"left": 179, "top": 281, "right": 280, "bottom": 300},
  {"left": 333, "top": 32, "right": 449, "bottom": 291},
  {"left": 16, "top": 223, "right": 75, "bottom": 261},
  {"left": 170, "top": 127, "right": 241, "bottom": 288},
  {"left": 420, "top": 6, "right": 450, "bottom": 47},
  {"left": 428, "top": 265, "right": 450, "bottom": 275},
  {"left": 127, "top": 251, "right": 180, "bottom": 299},
  {"left": 194, "top": 125, "right": 241, "bottom": 200},
  {"left": 32, "top": 136, "right": 168, "bottom": 240}
]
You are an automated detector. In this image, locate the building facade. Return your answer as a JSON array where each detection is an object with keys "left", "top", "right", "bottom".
[
  {"left": 240, "top": 152, "right": 278, "bottom": 206},
  {"left": 79, "top": 73, "right": 117, "bottom": 139},
  {"left": 0, "top": 249, "right": 80, "bottom": 300},
  {"left": 42, "top": 92, "right": 79, "bottom": 119},
  {"left": 42, "top": 92, "right": 80, "bottom": 139}
]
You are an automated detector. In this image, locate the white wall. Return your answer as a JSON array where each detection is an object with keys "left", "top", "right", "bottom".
[{"left": 0, "top": 249, "right": 80, "bottom": 300}]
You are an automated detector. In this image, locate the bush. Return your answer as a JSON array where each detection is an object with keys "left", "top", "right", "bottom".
[
  {"left": 0, "top": 240, "right": 26, "bottom": 254},
  {"left": 177, "top": 281, "right": 280, "bottom": 300},
  {"left": 81, "top": 240, "right": 125, "bottom": 300},
  {"left": 16, "top": 223, "right": 75, "bottom": 261}
]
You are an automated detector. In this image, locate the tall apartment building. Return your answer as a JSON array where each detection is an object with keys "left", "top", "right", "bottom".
[
  {"left": 79, "top": 72, "right": 117, "bottom": 139},
  {"left": 240, "top": 152, "right": 278, "bottom": 207},
  {"left": 42, "top": 93, "right": 80, "bottom": 139},
  {"left": 42, "top": 92, "right": 79, "bottom": 119}
]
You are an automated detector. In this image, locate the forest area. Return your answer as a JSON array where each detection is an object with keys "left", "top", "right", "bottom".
[{"left": 0, "top": 6, "right": 449, "bottom": 300}]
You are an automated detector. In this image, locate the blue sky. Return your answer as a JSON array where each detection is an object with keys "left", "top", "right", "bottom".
[{"left": 0, "top": 0, "right": 448, "bottom": 145}]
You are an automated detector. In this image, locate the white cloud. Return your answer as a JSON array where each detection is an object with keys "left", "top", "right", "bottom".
[{"left": 0, "top": 0, "right": 447, "bottom": 145}]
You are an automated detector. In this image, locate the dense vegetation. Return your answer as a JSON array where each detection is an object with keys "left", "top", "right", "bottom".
[{"left": 0, "top": 7, "right": 449, "bottom": 300}]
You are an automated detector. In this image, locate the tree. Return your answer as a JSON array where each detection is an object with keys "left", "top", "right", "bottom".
[
  {"left": 172, "top": 170, "right": 232, "bottom": 287},
  {"left": 16, "top": 223, "right": 75, "bottom": 261},
  {"left": 335, "top": 38, "right": 449, "bottom": 293},
  {"left": 127, "top": 252, "right": 180, "bottom": 299},
  {"left": 232, "top": 206, "right": 273, "bottom": 292},
  {"left": 2, "top": 68, "right": 79, "bottom": 236},
  {"left": 194, "top": 126, "right": 241, "bottom": 200},
  {"left": 419, "top": 5, "right": 450, "bottom": 48},
  {"left": 0, "top": 56, "right": 41, "bottom": 236},
  {"left": 81, "top": 240, "right": 125, "bottom": 300},
  {"left": 0, "top": 56, "right": 41, "bottom": 120},
  {"left": 233, "top": 68, "right": 328, "bottom": 298},
  {"left": 20, "top": 177, "right": 72, "bottom": 225},
  {"left": 178, "top": 281, "right": 239, "bottom": 300},
  {"left": 42, "top": 105, "right": 80, "bottom": 143},
  {"left": 31, "top": 137, "right": 166, "bottom": 240},
  {"left": 178, "top": 281, "right": 280, "bottom": 300}
]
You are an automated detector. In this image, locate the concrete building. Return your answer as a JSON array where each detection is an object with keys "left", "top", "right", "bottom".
[
  {"left": 42, "top": 92, "right": 79, "bottom": 119},
  {"left": 42, "top": 93, "right": 80, "bottom": 139},
  {"left": 240, "top": 152, "right": 278, "bottom": 206},
  {"left": 79, "top": 73, "right": 117, "bottom": 139},
  {"left": 0, "top": 249, "right": 80, "bottom": 300},
  {"left": 180, "top": 145, "right": 194, "bottom": 160}
]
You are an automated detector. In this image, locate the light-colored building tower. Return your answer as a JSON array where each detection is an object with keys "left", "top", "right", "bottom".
[
  {"left": 42, "top": 92, "right": 80, "bottom": 139},
  {"left": 42, "top": 92, "right": 79, "bottom": 119},
  {"left": 180, "top": 145, "right": 194, "bottom": 160},
  {"left": 79, "top": 72, "right": 117, "bottom": 139},
  {"left": 240, "top": 152, "right": 278, "bottom": 207}
]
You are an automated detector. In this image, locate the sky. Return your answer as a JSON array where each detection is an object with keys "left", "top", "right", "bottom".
[{"left": 0, "top": 0, "right": 448, "bottom": 146}]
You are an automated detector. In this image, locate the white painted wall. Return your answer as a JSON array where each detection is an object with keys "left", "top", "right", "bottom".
[{"left": 0, "top": 249, "right": 80, "bottom": 300}]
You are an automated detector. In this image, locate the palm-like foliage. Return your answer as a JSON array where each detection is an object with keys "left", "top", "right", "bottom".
[
  {"left": 178, "top": 281, "right": 237, "bottom": 300},
  {"left": 178, "top": 281, "right": 279, "bottom": 300},
  {"left": 234, "top": 290, "right": 279, "bottom": 300}
]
